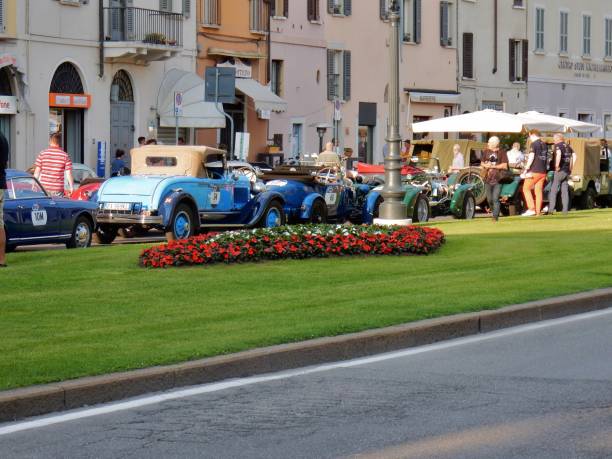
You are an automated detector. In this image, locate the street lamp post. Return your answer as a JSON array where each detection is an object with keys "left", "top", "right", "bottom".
[{"left": 375, "top": 0, "right": 410, "bottom": 225}]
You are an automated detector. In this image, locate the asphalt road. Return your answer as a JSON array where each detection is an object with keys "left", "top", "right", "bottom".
[{"left": 1, "top": 309, "right": 611, "bottom": 459}]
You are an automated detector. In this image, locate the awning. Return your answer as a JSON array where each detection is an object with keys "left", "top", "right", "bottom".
[
  {"left": 517, "top": 111, "right": 600, "bottom": 133},
  {"left": 157, "top": 69, "right": 226, "bottom": 128},
  {"left": 207, "top": 48, "right": 266, "bottom": 59},
  {"left": 235, "top": 78, "right": 287, "bottom": 112},
  {"left": 407, "top": 90, "right": 460, "bottom": 105}
]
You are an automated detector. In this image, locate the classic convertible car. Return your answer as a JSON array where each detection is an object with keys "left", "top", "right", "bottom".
[
  {"left": 3, "top": 170, "right": 97, "bottom": 251},
  {"left": 95, "top": 145, "right": 286, "bottom": 243}
]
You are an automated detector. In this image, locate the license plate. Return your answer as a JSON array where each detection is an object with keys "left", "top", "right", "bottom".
[
  {"left": 104, "top": 202, "right": 132, "bottom": 211},
  {"left": 210, "top": 191, "right": 221, "bottom": 205}
]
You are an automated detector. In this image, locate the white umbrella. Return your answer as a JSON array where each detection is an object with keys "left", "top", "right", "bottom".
[
  {"left": 517, "top": 111, "right": 600, "bottom": 133},
  {"left": 411, "top": 109, "right": 564, "bottom": 134}
]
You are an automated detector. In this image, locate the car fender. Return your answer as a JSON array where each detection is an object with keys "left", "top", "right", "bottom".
[
  {"left": 450, "top": 184, "right": 473, "bottom": 217},
  {"left": 363, "top": 191, "right": 382, "bottom": 224},
  {"left": 159, "top": 191, "right": 200, "bottom": 229},
  {"left": 246, "top": 191, "right": 285, "bottom": 227},
  {"left": 300, "top": 193, "right": 326, "bottom": 220},
  {"left": 401, "top": 186, "right": 421, "bottom": 217}
]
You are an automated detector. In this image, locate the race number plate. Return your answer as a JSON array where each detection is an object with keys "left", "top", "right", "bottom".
[
  {"left": 210, "top": 190, "right": 221, "bottom": 205},
  {"left": 325, "top": 191, "right": 337, "bottom": 205},
  {"left": 31, "top": 209, "right": 47, "bottom": 226},
  {"left": 104, "top": 202, "right": 131, "bottom": 211}
]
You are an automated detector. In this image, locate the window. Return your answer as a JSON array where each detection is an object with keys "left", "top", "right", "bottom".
[
  {"left": 559, "top": 11, "right": 568, "bottom": 54},
  {"left": 482, "top": 101, "right": 504, "bottom": 111},
  {"left": 380, "top": 0, "right": 390, "bottom": 20},
  {"left": 463, "top": 33, "right": 473, "bottom": 78},
  {"left": 200, "top": 0, "right": 219, "bottom": 26},
  {"left": 509, "top": 39, "right": 528, "bottom": 82},
  {"left": 604, "top": 114, "right": 612, "bottom": 136},
  {"left": 327, "top": 49, "right": 351, "bottom": 101},
  {"left": 535, "top": 7, "right": 544, "bottom": 51},
  {"left": 307, "top": 0, "right": 320, "bottom": 21},
  {"left": 271, "top": 60, "right": 283, "bottom": 96},
  {"left": 440, "top": 1, "right": 453, "bottom": 46},
  {"left": 513, "top": 0, "right": 524, "bottom": 7},
  {"left": 583, "top": 14, "right": 591, "bottom": 56},
  {"left": 250, "top": 0, "right": 269, "bottom": 33},
  {"left": 327, "top": 0, "right": 351, "bottom": 17},
  {"left": 606, "top": 18, "right": 612, "bottom": 58},
  {"left": 183, "top": 0, "right": 191, "bottom": 17},
  {"left": 160, "top": 0, "right": 173, "bottom": 12},
  {"left": 0, "top": 0, "right": 5, "bottom": 32},
  {"left": 272, "top": 0, "right": 288, "bottom": 18},
  {"left": 403, "top": 0, "right": 421, "bottom": 43}
]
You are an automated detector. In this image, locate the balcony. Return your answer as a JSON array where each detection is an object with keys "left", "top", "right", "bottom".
[{"left": 103, "top": 7, "right": 183, "bottom": 64}]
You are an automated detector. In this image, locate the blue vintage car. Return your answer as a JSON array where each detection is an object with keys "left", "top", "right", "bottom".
[
  {"left": 262, "top": 166, "right": 375, "bottom": 223},
  {"left": 3, "top": 170, "right": 97, "bottom": 251},
  {"left": 95, "top": 146, "right": 286, "bottom": 243}
]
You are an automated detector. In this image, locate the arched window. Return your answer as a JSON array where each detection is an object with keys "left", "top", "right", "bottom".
[
  {"left": 110, "top": 70, "right": 134, "bottom": 102},
  {"left": 50, "top": 62, "right": 84, "bottom": 94},
  {"left": 0, "top": 68, "right": 13, "bottom": 96}
]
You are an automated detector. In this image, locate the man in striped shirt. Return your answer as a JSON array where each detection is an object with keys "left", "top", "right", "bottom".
[{"left": 34, "top": 133, "right": 74, "bottom": 197}]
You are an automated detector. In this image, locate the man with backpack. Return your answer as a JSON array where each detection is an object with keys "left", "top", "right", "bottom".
[{"left": 547, "top": 133, "right": 576, "bottom": 215}]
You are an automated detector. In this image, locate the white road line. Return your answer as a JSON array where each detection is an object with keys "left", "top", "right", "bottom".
[{"left": 1, "top": 307, "right": 610, "bottom": 436}]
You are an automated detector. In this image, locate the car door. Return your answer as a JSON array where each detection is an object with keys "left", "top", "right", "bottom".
[{"left": 11, "top": 176, "right": 61, "bottom": 239}]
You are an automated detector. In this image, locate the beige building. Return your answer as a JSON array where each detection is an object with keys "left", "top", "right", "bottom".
[
  {"left": 457, "top": 0, "right": 528, "bottom": 114},
  {"left": 528, "top": 0, "right": 612, "bottom": 136}
]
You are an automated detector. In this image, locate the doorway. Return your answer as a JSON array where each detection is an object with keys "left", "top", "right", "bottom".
[
  {"left": 291, "top": 123, "right": 303, "bottom": 160},
  {"left": 219, "top": 96, "right": 245, "bottom": 157},
  {"left": 358, "top": 126, "right": 373, "bottom": 163},
  {"left": 110, "top": 70, "right": 135, "bottom": 166}
]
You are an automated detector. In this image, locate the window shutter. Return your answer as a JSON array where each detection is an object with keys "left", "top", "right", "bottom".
[
  {"left": 183, "top": 0, "right": 191, "bottom": 18},
  {"left": 414, "top": 0, "right": 421, "bottom": 43},
  {"left": 160, "top": 0, "right": 172, "bottom": 12},
  {"left": 327, "top": 0, "right": 334, "bottom": 14},
  {"left": 327, "top": 49, "right": 335, "bottom": 101},
  {"left": 522, "top": 39, "right": 529, "bottom": 82},
  {"left": 308, "top": 0, "right": 315, "bottom": 20},
  {"left": 509, "top": 39, "right": 516, "bottom": 82},
  {"left": 126, "top": 0, "right": 135, "bottom": 39},
  {"left": 270, "top": 0, "right": 276, "bottom": 16},
  {"left": 462, "top": 33, "right": 473, "bottom": 78},
  {"left": 344, "top": 0, "right": 351, "bottom": 16},
  {"left": 283, "top": 0, "right": 288, "bottom": 17},
  {"left": 380, "top": 0, "right": 388, "bottom": 20},
  {"left": 0, "top": 0, "right": 5, "bottom": 32},
  {"left": 440, "top": 2, "right": 449, "bottom": 46},
  {"left": 343, "top": 50, "right": 351, "bottom": 101}
]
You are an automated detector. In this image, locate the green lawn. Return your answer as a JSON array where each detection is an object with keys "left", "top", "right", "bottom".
[{"left": 1, "top": 210, "right": 611, "bottom": 391}]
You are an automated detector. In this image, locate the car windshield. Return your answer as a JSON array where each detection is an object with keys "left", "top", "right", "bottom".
[
  {"left": 9, "top": 177, "right": 48, "bottom": 199},
  {"left": 72, "top": 167, "right": 96, "bottom": 183},
  {"left": 145, "top": 156, "right": 178, "bottom": 167}
]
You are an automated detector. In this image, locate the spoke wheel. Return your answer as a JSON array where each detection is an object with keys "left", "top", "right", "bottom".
[
  {"left": 458, "top": 169, "right": 486, "bottom": 205},
  {"left": 412, "top": 194, "right": 430, "bottom": 223}
]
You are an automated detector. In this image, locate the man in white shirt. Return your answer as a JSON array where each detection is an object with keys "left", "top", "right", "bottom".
[{"left": 507, "top": 142, "right": 525, "bottom": 168}]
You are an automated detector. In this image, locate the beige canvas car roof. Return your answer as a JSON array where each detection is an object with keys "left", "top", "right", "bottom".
[
  {"left": 409, "top": 139, "right": 487, "bottom": 170},
  {"left": 540, "top": 137, "right": 602, "bottom": 177},
  {"left": 130, "top": 145, "right": 226, "bottom": 177}
]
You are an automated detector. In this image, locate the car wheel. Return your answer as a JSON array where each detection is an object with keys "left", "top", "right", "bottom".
[
  {"left": 310, "top": 199, "right": 327, "bottom": 224},
  {"left": 93, "top": 225, "right": 118, "bottom": 245},
  {"left": 66, "top": 216, "right": 93, "bottom": 249},
  {"left": 261, "top": 201, "right": 285, "bottom": 228},
  {"left": 457, "top": 170, "right": 487, "bottom": 206},
  {"left": 412, "top": 194, "right": 430, "bottom": 223},
  {"left": 166, "top": 203, "right": 195, "bottom": 241},
  {"left": 580, "top": 187, "right": 597, "bottom": 210},
  {"left": 459, "top": 191, "right": 476, "bottom": 219}
]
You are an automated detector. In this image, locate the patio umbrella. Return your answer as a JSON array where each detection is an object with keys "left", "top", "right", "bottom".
[
  {"left": 517, "top": 111, "right": 600, "bottom": 134},
  {"left": 411, "top": 109, "right": 565, "bottom": 134}
]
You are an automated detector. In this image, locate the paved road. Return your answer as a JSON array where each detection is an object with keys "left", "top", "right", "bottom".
[{"left": 1, "top": 309, "right": 611, "bottom": 459}]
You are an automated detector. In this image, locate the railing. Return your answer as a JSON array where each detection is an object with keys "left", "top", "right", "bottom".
[{"left": 104, "top": 7, "right": 183, "bottom": 47}]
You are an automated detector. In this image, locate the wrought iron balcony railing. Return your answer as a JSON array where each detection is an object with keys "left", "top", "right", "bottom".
[{"left": 104, "top": 7, "right": 183, "bottom": 47}]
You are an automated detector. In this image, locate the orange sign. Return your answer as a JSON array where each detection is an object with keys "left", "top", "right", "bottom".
[{"left": 48, "top": 93, "right": 91, "bottom": 109}]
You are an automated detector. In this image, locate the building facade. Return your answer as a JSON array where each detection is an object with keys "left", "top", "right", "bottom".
[
  {"left": 196, "top": 0, "right": 286, "bottom": 161},
  {"left": 269, "top": 0, "right": 328, "bottom": 160},
  {"left": 0, "top": 0, "right": 197, "bottom": 172},
  {"left": 528, "top": 0, "right": 612, "bottom": 136},
  {"left": 457, "top": 0, "right": 528, "bottom": 115}
]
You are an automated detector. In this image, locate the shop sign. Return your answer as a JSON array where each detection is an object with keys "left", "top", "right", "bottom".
[
  {"left": 49, "top": 93, "right": 92, "bottom": 108},
  {"left": 0, "top": 96, "right": 17, "bottom": 115},
  {"left": 217, "top": 59, "right": 252, "bottom": 79}
]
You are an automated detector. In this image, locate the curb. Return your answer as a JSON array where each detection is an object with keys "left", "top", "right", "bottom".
[{"left": 1, "top": 288, "right": 611, "bottom": 423}]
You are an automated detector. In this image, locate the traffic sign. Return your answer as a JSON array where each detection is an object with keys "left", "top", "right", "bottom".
[{"left": 174, "top": 91, "right": 183, "bottom": 116}]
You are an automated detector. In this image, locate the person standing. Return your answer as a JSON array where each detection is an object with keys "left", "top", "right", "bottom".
[
  {"left": 0, "top": 131, "right": 8, "bottom": 267},
  {"left": 110, "top": 149, "right": 126, "bottom": 176},
  {"left": 34, "top": 133, "right": 74, "bottom": 197},
  {"left": 481, "top": 136, "right": 509, "bottom": 222},
  {"left": 547, "top": 133, "right": 576, "bottom": 215},
  {"left": 522, "top": 129, "right": 548, "bottom": 216}
]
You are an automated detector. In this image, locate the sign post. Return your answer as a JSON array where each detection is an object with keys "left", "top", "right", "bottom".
[
  {"left": 205, "top": 67, "right": 236, "bottom": 158},
  {"left": 96, "top": 141, "right": 107, "bottom": 178},
  {"left": 174, "top": 91, "right": 183, "bottom": 145},
  {"left": 235, "top": 132, "right": 250, "bottom": 161}
]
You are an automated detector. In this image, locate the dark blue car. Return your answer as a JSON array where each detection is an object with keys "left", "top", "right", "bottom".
[{"left": 3, "top": 170, "right": 97, "bottom": 251}]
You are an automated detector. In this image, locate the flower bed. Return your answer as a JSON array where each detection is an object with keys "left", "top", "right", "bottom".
[{"left": 139, "top": 224, "right": 446, "bottom": 268}]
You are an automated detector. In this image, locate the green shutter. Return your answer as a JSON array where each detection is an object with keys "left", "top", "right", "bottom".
[
  {"left": 327, "top": 49, "right": 335, "bottom": 100},
  {"left": 343, "top": 50, "right": 351, "bottom": 101},
  {"left": 344, "top": 0, "right": 351, "bottom": 16},
  {"left": 183, "top": 0, "right": 191, "bottom": 18}
]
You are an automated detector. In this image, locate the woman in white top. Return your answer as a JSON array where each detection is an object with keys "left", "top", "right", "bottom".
[{"left": 448, "top": 144, "right": 465, "bottom": 172}]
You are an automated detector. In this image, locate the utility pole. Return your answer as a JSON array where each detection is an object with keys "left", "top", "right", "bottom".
[{"left": 375, "top": 0, "right": 410, "bottom": 225}]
